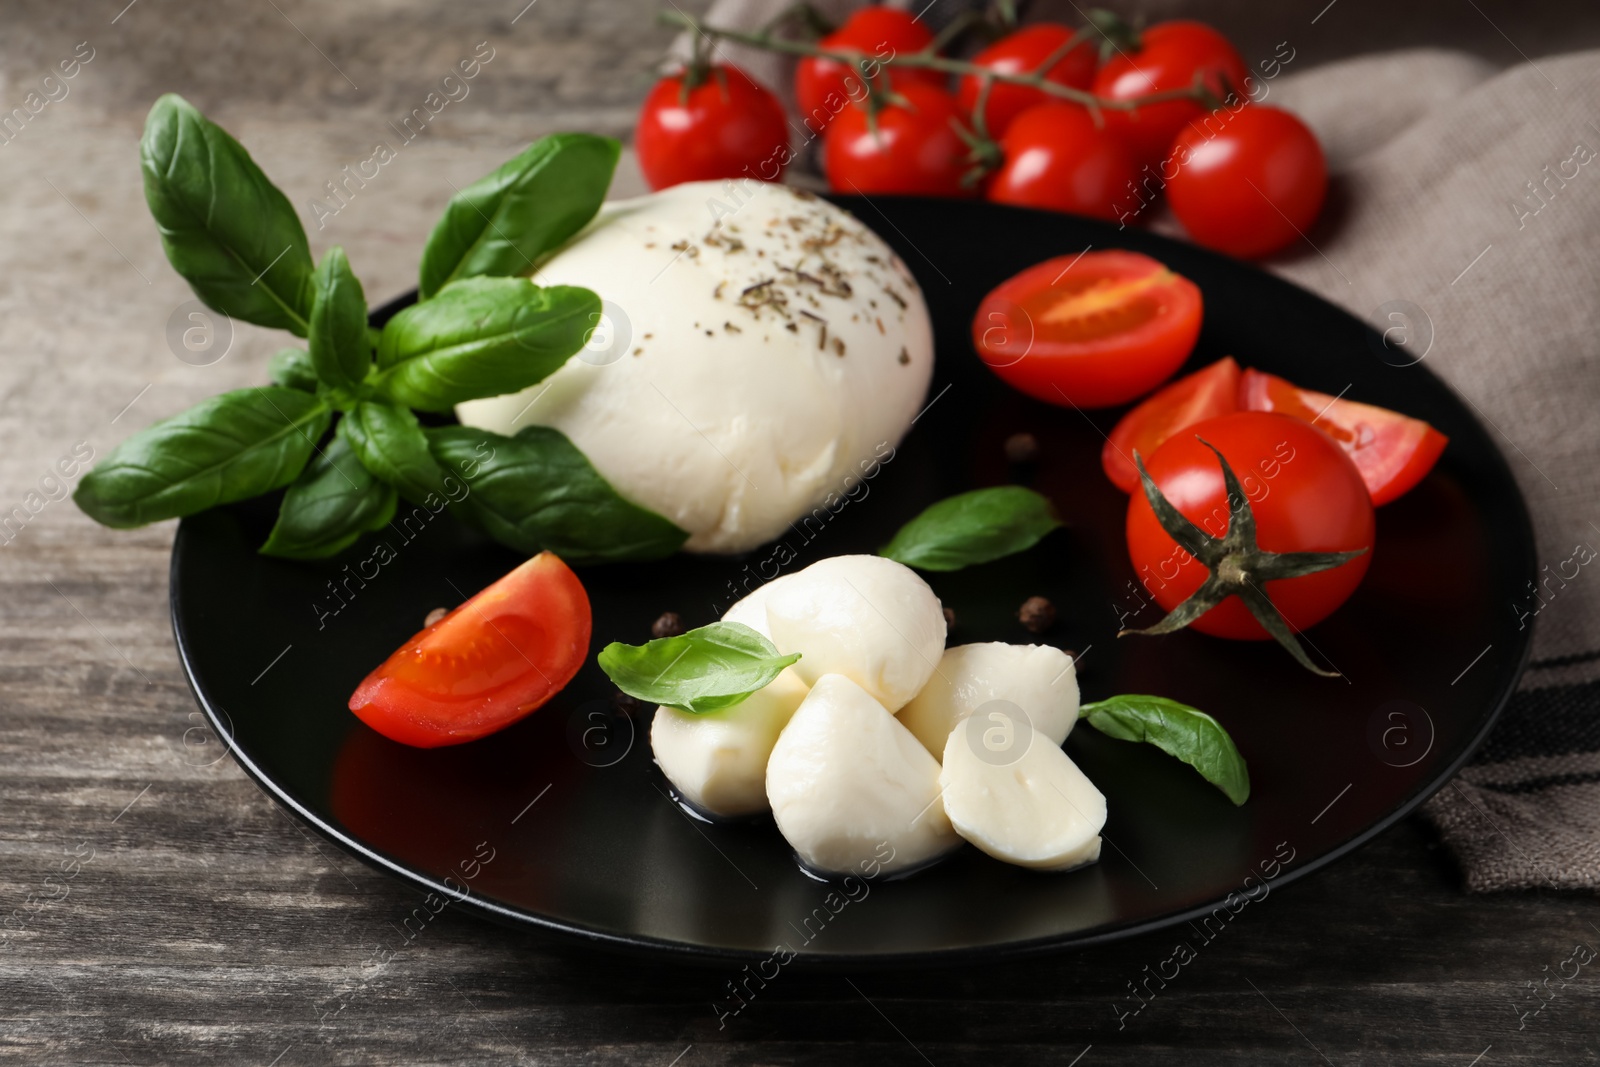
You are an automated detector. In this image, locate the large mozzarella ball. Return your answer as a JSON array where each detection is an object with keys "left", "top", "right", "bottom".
[
  {"left": 763, "top": 554, "right": 945, "bottom": 713},
  {"left": 899, "top": 643, "right": 1079, "bottom": 759},
  {"left": 456, "top": 180, "right": 933, "bottom": 554},
  {"left": 648, "top": 575, "right": 808, "bottom": 818},
  {"left": 939, "top": 714, "right": 1105, "bottom": 871},
  {"left": 766, "top": 674, "right": 959, "bottom": 876}
]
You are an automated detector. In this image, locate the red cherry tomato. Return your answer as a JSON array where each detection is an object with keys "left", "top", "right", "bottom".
[
  {"left": 1103, "top": 356, "right": 1240, "bottom": 492},
  {"left": 1126, "top": 412, "right": 1374, "bottom": 640},
  {"left": 972, "top": 250, "right": 1202, "bottom": 408},
  {"left": 1239, "top": 369, "right": 1448, "bottom": 505},
  {"left": 824, "top": 83, "right": 975, "bottom": 198},
  {"left": 634, "top": 66, "right": 790, "bottom": 191},
  {"left": 796, "top": 7, "right": 944, "bottom": 137},
  {"left": 957, "top": 24, "right": 1097, "bottom": 138},
  {"left": 984, "top": 102, "right": 1139, "bottom": 220},
  {"left": 348, "top": 552, "right": 591, "bottom": 748},
  {"left": 1091, "top": 21, "right": 1249, "bottom": 167},
  {"left": 1166, "top": 106, "right": 1327, "bottom": 259}
]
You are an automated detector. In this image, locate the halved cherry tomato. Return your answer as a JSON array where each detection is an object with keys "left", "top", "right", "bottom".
[
  {"left": 1127, "top": 412, "right": 1374, "bottom": 640},
  {"left": 635, "top": 66, "right": 790, "bottom": 191},
  {"left": 1091, "top": 21, "right": 1249, "bottom": 167},
  {"left": 972, "top": 250, "right": 1203, "bottom": 408},
  {"left": 796, "top": 7, "right": 944, "bottom": 137},
  {"left": 348, "top": 552, "right": 591, "bottom": 748},
  {"left": 1103, "top": 356, "right": 1239, "bottom": 492},
  {"left": 957, "top": 24, "right": 1097, "bottom": 139},
  {"left": 984, "top": 102, "right": 1139, "bottom": 221},
  {"left": 1239, "top": 369, "right": 1448, "bottom": 505},
  {"left": 824, "top": 83, "right": 975, "bottom": 198}
]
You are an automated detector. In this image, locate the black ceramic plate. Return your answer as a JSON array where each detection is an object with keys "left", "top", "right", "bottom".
[{"left": 171, "top": 198, "right": 1535, "bottom": 966}]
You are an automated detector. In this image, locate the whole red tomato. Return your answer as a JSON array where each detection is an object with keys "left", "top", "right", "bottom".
[
  {"left": 1126, "top": 412, "right": 1374, "bottom": 640},
  {"left": 1166, "top": 105, "right": 1327, "bottom": 259},
  {"left": 1091, "top": 21, "right": 1249, "bottom": 167},
  {"left": 984, "top": 102, "right": 1138, "bottom": 220},
  {"left": 824, "top": 83, "right": 975, "bottom": 197},
  {"left": 796, "top": 7, "right": 944, "bottom": 137},
  {"left": 956, "top": 24, "right": 1097, "bottom": 138},
  {"left": 635, "top": 65, "right": 790, "bottom": 191}
]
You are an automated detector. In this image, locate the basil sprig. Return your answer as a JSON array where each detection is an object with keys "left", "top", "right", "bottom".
[
  {"left": 1079, "top": 695, "right": 1250, "bottom": 805},
  {"left": 75, "top": 94, "right": 683, "bottom": 564},
  {"left": 881, "top": 486, "right": 1061, "bottom": 571},
  {"left": 598, "top": 622, "right": 801, "bottom": 715}
]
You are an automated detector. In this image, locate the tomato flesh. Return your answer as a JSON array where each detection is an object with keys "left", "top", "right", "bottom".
[
  {"left": 972, "top": 250, "right": 1203, "bottom": 408},
  {"left": 1126, "top": 412, "right": 1374, "bottom": 640},
  {"left": 348, "top": 552, "right": 591, "bottom": 748},
  {"left": 1103, "top": 357, "right": 1239, "bottom": 492},
  {"left": 1239, "top": 369, "right": 1448, "bottom": 505}
]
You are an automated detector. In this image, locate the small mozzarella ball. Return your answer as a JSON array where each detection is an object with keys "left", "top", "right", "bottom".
[
  {"left": 764, "top": 555, "right": 945, "bottom": 713},
  {"left": 939, "top": 712, "right": 1105, "bottom": 871},
  {"left": 648, "top": 573, "right": 809, "bottom": 817},
  {"left": 899, "top": 643, "right": 1079, "bottom": 760},
  {"left": 766, "top": 674, "right": 959, "bottom": 875},
  {"left": 650, "top": 670, "right": 809, "bottom": 818}
]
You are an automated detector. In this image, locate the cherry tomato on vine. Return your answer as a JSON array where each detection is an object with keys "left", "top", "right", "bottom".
[
  {"left": 957, "top": 24, "right": 1097, "bottom": 138},
  {"left": 1126, "top": 412, "right": 1374, "bottom": 640},
  {"left": 1091, "top": 21, "right": 1249, "bottom": 167},
  {"left": 348, "top": 552, "right": 591, "bottom": 748},
  {"left": 1103, "top": 357, "right": 1239, "bottom": 492},
  {"left": 635, "top": 65, "right": 790, "bottom": 191},
  {"left": 984, "top": 102, "right": 1138, "bottom": 221},
  {"left": 1166, "top": 105, "right": 1327, "bottom": 259},
  {"left": 972, "top": 250, "right": 1202, "bottom": 408},
  {"left": 824, "top": 82, "right": 975, "bottom": 198},
  {"left": 796, "top": 7, "right": 944, "bottom": 137},
  {"left": 1239, "top": 369, "right": 1447, "bottom": 505}
]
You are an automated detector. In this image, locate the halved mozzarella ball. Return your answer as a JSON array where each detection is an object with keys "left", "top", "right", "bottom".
[
  {"left": 648, "top": 573, "right": 809, "bottom": 817},
  {"left": 939, "top": 713, "right": 1105, "bottom": 870},
  {"left": 899, "top": 642, "right": 1079, "bottom": 760},
  {"left": 650, "top": 670, "right": 809, "bottom": 817},
  {"left": 764, "top": 555, "right": 945, "bottom": 713},
  {"left": 766, "top": 673, "right": 959, "bottom": 875}
]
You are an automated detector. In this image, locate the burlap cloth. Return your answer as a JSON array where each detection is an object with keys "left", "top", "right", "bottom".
[{"left": 697, "top": 0, "right": 1600, "bottom": 891}]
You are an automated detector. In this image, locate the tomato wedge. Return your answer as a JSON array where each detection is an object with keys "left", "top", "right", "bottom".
[
  {"left": 348, "top": 552, "right": 591, "bottom": 748},
  {"left": 972, "top": 250, "right": 1203, "bottom": 408},
  {"left": 1239, "top": 369, "right": 1448, "bottom": 505},
  {"left": 1103, "top": 357, "right": 1240, "bottom": 492}
]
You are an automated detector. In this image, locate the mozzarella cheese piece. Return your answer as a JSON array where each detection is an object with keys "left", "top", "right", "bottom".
[
  {"left": 939, "top": 716, "right": 1105, "bottom": 871},
  {"left": 648, "top": 575, "right": 807, "bottom": 817},
  {"left": 898, "top": 642, "right": 1080, "bottom": 760},
  {"left": 456, "top": 180, "right": 934, "bottom": 554},
  {"left": 766, "top": 673, "right": 959, "bottom": 876},
  {"left": 763, "top": 554, "right": 946, "bottom": 713}
]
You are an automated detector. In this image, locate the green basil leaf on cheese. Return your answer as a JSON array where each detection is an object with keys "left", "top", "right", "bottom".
[{"left": 598, "top": 622, "right": 801, "bottom": 715}]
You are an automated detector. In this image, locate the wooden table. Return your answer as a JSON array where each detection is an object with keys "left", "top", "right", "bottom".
[{"left": 2, "top": 1, "right": 1597, "bottom": 1062}]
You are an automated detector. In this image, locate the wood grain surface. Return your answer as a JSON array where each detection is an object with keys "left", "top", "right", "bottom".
[{"left": 0, "top": 1, "right": 1597, "bottom": 1063}]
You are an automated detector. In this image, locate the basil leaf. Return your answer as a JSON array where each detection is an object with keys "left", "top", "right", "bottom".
[
  {"left": 371, "top": 278, "right": 599, "bottom": 412},
  {"left": 426, "top": 424, "right": 686, "bottom": 563},
  {"left": 339, "top": 402, "right": 446, "bottom": 505},
  {"left": 74, "top": 387, "right": 329, "bottom": 528},
  {"left": 598, "top": 622, "right": 801, "bottom": 715},
  {"left": 260, "top": 433, "right": 398, "bottom": 560},
  {"left": 881, "top": 486, "right": 1061, "bottom": 571},
  {"left": 1078, "top": 695, "right": 1250, "bottom": 805},
  {"left": 418, "top": 133, "right": 620, "bottom": 299},
  {"left": 268, "top": 348, "right": 317, "bottom": 392},
  {"left": 308, "top": 247, "right": 369, "bottom": 387},
  {"left": 140, "top": 94, "right": 314, "bottom": 335}
]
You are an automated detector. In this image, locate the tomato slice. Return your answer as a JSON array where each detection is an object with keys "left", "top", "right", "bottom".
[
  {"left": 1239, "top": 369, "right": 1448, "bottom": 505},
  {"left": 972, "top": 250, "right": 1203, "bottom": 408},
  {"left": 348, "top": 552, "right": 591, "bottom": 748},
  {"left": 1103, "top": 357, "right": 1240, "bottom": 492}
]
